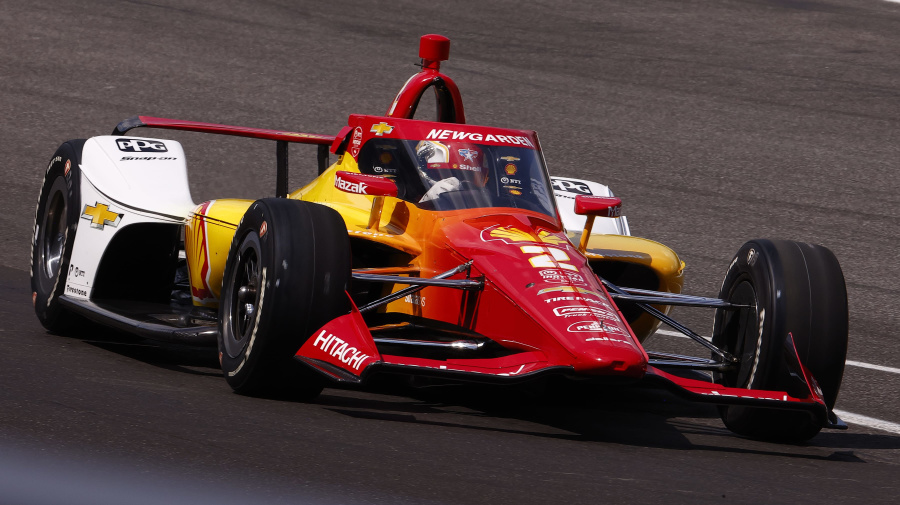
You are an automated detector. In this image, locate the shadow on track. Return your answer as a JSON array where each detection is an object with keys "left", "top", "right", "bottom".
[{"left": 48, "top": 320, "right": 900, "bottom": 461}]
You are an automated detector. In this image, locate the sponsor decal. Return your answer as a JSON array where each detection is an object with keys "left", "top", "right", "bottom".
[
  {"left": 259, "top": 221, "right": 268, "bottom": 238},
  {"left": 349, "top": 229, "right": 393, "bottom": 238},
  {"left": 500, "top": 176, "right": 522, "bottom": 185},
  {"left": 65, "top": 284, "right": 88, "bottom": 297},
  {"left": 425, "top": 129, "right": 535, "bottom": 148},
  {"left": 48, "top": 156, "right": 62, "bottom": 172},
  {"left": 536, "top": 285, "right": 599, "bottom": 297},
  {"left": 350, "top": 126, "right": 364, "bottom": 157},
  {"left": 500, "top": 156, "right": 520, "bottom": 162},
  {"left": 509, "top": 189, "right": 522, "bottom": 196},
  {"left": 568, "top": 320, "right": 605, "bottom": 332},
  {"left": 335, "top": 175, "right": 368, "bottom": 194},
  {"left": 453, "top": 163, "right": 481, "bottom": 172},
  {"left": 539, "top": 269, "right": 586, "bottom": 285},
  {"left": 521, "top": 245, "right": 578, "bottom": 271},
  {"left": 458, "top": 148, "right": 479, "bottom": 162},
  {"left": 379, "top": 152, "right": 393, "bottom": 164},
  {"left": 553, "top": 305, "right": 617, "bottom": 318},
  {"left": 313, "top": 330, "right": 371, "bottom": 370},
  {"left": 116, "top": 139, "right": 167, "bottom": 153},
  {"left": 543, "top": 295, "right": 606, "bottom": 305},
  {"left": 585, "top": 335, "right": 631, "bottom": 344},
  {"left": 64, "top": 159, "right": 71, "bottom": 177},
  {"left": 81, "top": 202, "right": 123, "bottom": 230},
  {"left": 504, "top": 163, "right": 517, "bottom": 175},
  {"left": 373, "top": 166, "right": 397, "bottom": 174},
  {"left": 119, "top": 156, "right": 178, "bottom": 161},
  {"left": 370, "top": 122, "right": 394, "bottom": 136},
  {"left": 552, "top": 179, "right": 592, "bottom": 195},
  {"left": 481, "top": 225, "right": 567, "bottom": 246},
  {"left": 68, "top": 264, "right": 86, "bottom": 279},
  {"left": 404, "top": 293, "right": 425, "bottom": 307}
]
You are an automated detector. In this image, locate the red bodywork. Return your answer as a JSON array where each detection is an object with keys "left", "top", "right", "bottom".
[{"left": 120, "top": 34, "right": 835, "bottom": 429}]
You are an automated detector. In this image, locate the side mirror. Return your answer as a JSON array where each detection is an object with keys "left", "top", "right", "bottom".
[
  {"left": 334, "top": 171, "right": 398, "bottom": 197},
  {"left": 574, "top": 195, "right": 621, "bottom": 217},
  {"left": 573, "top": 195, "right": 622, "bottom": 253},
  {"left": 335, "top": 171, "right": 398, "bottom": 231}
]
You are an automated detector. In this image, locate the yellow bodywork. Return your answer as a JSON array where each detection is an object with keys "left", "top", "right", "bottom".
[
  {"left": 583, "top": 234, "right": 685, "bottom": 341},
  {"left": 184, "top": 152, "right": 685, "bottom": 343},
  {"left": 184, "top": 199, "right": 253, "bottom": 308}
]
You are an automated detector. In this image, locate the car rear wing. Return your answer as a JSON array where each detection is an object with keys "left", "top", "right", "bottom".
[{"left": 112, "top": 115, "right": 337, "bottom": 198}]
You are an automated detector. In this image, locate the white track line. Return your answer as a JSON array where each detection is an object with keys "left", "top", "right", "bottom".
[
  {"left": 833, "top": 410, "right": 900, "bottom": 435},
  {"left": 653, "top": 330, "right": 900, "bottom": 374},
  {"left": 846, "top": 360, "right": 900, "bottom": 375},
  {"left": 652, "top": 329, "right": 900, "bottom": 434}
]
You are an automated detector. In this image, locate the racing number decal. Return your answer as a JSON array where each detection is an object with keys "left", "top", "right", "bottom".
[{"left": 520, "top": 246, "right": 578, "bottom": 271}]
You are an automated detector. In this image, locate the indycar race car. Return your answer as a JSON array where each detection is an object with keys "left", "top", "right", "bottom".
[{"left": 32, "top": 34, "right": 848, "bottom": 442}]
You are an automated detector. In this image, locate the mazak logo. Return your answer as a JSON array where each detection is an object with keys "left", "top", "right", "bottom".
[
  {"left": 335, "top": 176, "right": 368, "bottom": 195},
  {"left": 116, "top": 139, "right": 168, "bottom": 152},
  {"left": 552, "top": 179, "right": 592, "bottom": 195}
]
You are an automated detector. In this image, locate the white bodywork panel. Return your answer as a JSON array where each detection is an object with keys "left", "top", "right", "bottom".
[
  {"left": 551, "top": 176, "right": 630, "bottom": 236},
  {"left": 64, "top": 136, "right": 196, "bottom": 299}
]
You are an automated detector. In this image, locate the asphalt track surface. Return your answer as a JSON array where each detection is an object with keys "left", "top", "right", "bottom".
[{"left": 2, "top": 0, "right": 900, "bottom": 503}]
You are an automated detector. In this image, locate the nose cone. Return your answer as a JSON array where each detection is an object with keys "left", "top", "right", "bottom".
[{"left": 443, "top": 213, "right": 648, "bottom": 378}]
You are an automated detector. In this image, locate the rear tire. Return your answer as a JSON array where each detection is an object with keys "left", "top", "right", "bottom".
[
  {"left": 31, "top": 140, "right": 86, "bottom": 332},
  {"left": 218, "top": 198, "right": 352, "bottom": 397},
  {"left": 713, "top": 239, "right": 848, "bottom": 442}
]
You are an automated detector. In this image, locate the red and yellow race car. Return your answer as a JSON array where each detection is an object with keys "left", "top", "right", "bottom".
[{"left": 32, "top": 35, "right": 848, "bottom": 442}]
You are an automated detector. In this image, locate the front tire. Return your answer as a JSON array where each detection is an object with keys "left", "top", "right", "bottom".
[
  {"left": 218, "top": 198, "right": 352, "bottom": 397},
  {"left": 31, "top": 140, "right": 86, "bottom": 332},
  {"left": 713, "top": 239, "right": 848, "bottom": 442}
]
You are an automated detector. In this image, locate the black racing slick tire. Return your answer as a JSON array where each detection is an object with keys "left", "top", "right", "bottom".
[
  {"left": 218, "top": 198, "right": 352, "bottom": 397},
  {"left": 31, "top": 140, "right": 86, "bottom": 332},
  {"left": 712, "top": 239, "right": 848, "bottom": 443}
]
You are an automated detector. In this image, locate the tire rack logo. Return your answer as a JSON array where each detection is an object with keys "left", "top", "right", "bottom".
[
  {"left": 116, "top": 139, "right": 168, "bottom": 153},
  {"left": 552, "top": 179, "right": 592, "bottom": 195},
  {"left": 81, "top": 203, "right": 123, "bottom": 229},
  {"left": 313, "top": 330, "right": 371, "bottom": 370}
]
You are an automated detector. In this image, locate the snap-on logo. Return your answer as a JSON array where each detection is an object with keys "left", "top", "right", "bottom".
[{"left": 116, "top": 139, "right": 168, "bottom": 153}]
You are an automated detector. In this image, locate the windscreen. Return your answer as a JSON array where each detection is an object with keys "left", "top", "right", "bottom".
[{"left": 357, "top": 138, "right": 556, "bottom": 217}]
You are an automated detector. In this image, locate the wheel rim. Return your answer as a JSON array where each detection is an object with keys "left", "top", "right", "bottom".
[
  {"left": 223, "top": 233, "right": 261, "bottom": 358},
  {"left": 714, "top": 279, "right": 760, "bottom": 388},
  {"left": 41, "top": 183, "right": 67, "bottom": 281}
]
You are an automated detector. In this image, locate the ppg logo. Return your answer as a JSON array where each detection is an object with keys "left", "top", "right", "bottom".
[
  {"left": 116, "top": 139, "right": 168, "bottom": 152},
  {"left": 551, "top": 179, "right": 592, "bottom": 195}
]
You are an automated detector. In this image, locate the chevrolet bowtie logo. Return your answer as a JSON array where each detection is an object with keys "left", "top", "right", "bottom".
[
  {"left": 370, "top": 122, "right": 394, "bottom": 136},
  {"left": 81, "top": 203, "right": 123, "bottom": 229}
]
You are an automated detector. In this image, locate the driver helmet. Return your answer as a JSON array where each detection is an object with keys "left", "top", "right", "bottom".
[{"left": 415, "top": 141, "right": 489, "bottom": 187}]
